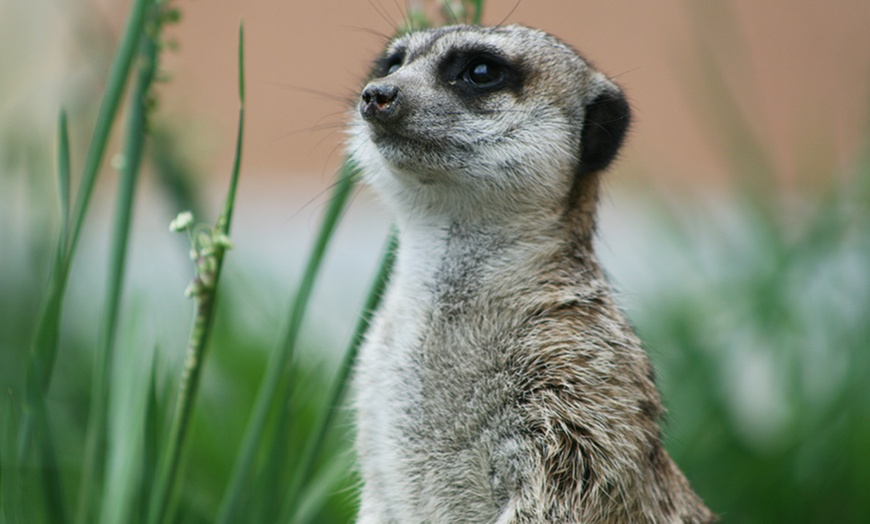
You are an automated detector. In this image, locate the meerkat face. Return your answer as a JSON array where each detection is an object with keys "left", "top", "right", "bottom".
[{"left": 349, "top": 25, "right": 630, "bottom": 221}]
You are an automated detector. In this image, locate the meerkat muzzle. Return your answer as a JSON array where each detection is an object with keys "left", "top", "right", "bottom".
[{"left": 360, "top": 83, "right": 401, "bottom": 121}]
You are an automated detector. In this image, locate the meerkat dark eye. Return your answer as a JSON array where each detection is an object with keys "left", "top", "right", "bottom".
[
  {"left": 439, "top": 49, "right": 521, "bottom": 98},
  {"left": 463, "top": 59, "right": 505, "bottom": 88}
]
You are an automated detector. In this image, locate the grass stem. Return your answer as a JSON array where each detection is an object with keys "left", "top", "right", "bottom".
[
  {"left": 215, "top": 160, "right": 358, "bottom": 524},
  {"left": 145, "top": 21, "right": 245, "bottom": 524}
]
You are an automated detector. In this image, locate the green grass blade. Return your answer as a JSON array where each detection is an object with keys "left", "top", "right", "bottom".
[
  {"left": 470, "top": 0, "right": 484, "bottom": 24},
  {"left": 237, "top": 22, "right": 245, "bottom": 109},
  {"left": 280, "top": 230, "right": 397, "bottom": 523},
  {"left": 146, "top": 21, "right": 245, "bottom": 524},
  {"left": 215, "top": 160, "right": 358, "bottom": 524},
  {"left": 98, "top": 305, "right": 154, "bottom": 524},
  {"left": 15, "top": 106, "right": 78, "bottom": 524},
  {"left": 57, "top": 110, "right": 71, "bottom": 257},
  {"left": 22, "top": 107, "right": 72, "bottom": 429},
  {"left": 291, "top": 455, "right": 356, "bottom": 524},
  {"left": 135, "top": 350, "right": 162, "bottom": 523},
  {"left": 217, "top": 20, "right": 245, "bottom": 237},
  {"left": 20, "top": 381, "right": 67, "bottom": 524},
  {"left": 65, "top": 0, "right": 153, "bottom": 263},
  {"left": 2, "top": 394, "right": 24, "bottom": 524},
  {"left": 74, "top": 8, "right": 162, "bottom": 522}
]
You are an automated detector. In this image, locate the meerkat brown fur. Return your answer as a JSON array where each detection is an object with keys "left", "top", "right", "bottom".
[{"left": 349, "top": 25, "right": 715, "bottom": 523}]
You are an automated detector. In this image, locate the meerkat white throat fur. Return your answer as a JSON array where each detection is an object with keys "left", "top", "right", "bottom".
[{"left": 349, "top": 25, "right": 714, "bottom": 523}]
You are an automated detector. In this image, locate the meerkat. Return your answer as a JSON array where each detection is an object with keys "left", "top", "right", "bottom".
[{"left": 348, "top": 24, "right": 715, "bottom": 523}]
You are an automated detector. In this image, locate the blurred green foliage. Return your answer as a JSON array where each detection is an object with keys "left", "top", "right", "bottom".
[
  {"left": 635, "top": 174, "right": 870, "bottom": 522},
  {"left": 1, "top": 0, "right": 868, "bottom": 523}
]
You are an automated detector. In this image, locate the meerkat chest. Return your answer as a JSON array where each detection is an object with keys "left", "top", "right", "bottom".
[
  {"left": 357, "top": 225, "right": 506, "bottom": 409},
  {"left": 353, "top": 225, "right": 530, "bottom": 517}
]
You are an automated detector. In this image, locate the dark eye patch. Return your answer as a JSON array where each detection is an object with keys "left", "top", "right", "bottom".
[
  {"left": 373, "top": 48, "right": 406, "bottom": 78},
  {"left": 438, "top": 46, "right": 523, "bottom": 98}
]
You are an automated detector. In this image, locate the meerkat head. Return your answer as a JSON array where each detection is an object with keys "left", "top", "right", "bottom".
[{"left": 349, "top": 24, "right": 630, "bottom": 227}]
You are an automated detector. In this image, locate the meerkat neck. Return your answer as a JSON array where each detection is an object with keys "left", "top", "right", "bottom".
[
  {"left": 389, "top": 206, "right": 589, "bottom": 320},
  {"left": 395, "top": 204, "right": 564, "bottom": 263}
]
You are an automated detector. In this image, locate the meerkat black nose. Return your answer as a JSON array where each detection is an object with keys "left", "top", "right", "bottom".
[{"left": 360, "top": 83, "right": 401, "bottom": 120}]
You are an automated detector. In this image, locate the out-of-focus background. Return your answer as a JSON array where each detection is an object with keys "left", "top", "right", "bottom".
[{"left": 2, "top": 0, "right": 869, "bottom": 522}]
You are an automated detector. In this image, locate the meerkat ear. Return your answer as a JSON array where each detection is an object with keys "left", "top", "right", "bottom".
[{"left": 578, "top": 85, "right": 631, "bottom": 176}]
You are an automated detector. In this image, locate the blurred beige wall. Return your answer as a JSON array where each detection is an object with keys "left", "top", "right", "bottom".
[{"left": 5, "top": 0, "right": 870, "bottom": 191}]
